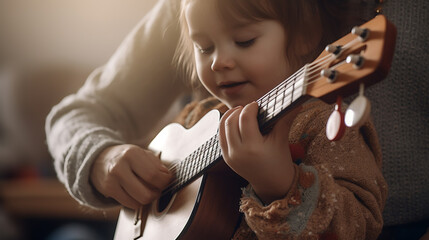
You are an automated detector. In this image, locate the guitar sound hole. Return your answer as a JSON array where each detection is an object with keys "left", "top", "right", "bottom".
[{"left": 157, "top": 192, "right": 174, "bottom": 213}]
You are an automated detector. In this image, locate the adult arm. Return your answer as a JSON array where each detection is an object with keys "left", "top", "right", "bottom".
[{"left": 45, "top": 0, "right": 186, "bottom": 208}]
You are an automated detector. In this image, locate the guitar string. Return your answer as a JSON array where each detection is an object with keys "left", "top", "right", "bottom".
[{"left": 161, "top": 37, "right": 361, "bottom": 194}]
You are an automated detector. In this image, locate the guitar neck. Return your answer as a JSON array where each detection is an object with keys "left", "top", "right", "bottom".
[{"left": 162, "top": 66, "right": 309, "bottom": 196}]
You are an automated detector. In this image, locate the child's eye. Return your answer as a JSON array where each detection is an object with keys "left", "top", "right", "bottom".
[
  {"left": 198, "top": 46, "right": 214, "bottom": 54},
  {"left": 236, "top": 38, "right": 255, "bottom": 48}
]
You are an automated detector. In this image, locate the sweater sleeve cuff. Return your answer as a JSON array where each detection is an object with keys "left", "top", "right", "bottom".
[
  {"left": 239, "top": 164, "right": 319, "bottom": 238},
  {"left": 64, "top": 128, "right": 125, "bottom": 209}
]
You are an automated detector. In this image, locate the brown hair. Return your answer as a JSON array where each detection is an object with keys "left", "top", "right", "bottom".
[{"left": 174, "top": 0, "right": 374, "bottom": 89}]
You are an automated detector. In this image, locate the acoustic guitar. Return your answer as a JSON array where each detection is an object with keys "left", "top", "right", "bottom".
[{"left": 114, "top": 14, "right": 396, "bottom": 240}]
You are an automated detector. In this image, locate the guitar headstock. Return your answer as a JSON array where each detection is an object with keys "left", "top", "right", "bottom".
[{"left": 305, "top": 14, "right": 396, "bottom": 103}]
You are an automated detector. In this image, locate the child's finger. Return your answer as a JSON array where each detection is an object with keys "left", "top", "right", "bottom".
[
  {"left": 219, "top": 108, "right": 235, "bottom": 158},
  {"left": 239, "top": 102, "right": 261, "bottom": 143},
  {"left": 219, "top": 106, "right": 241, "bottom": 158},
  {"left": 224, "top": 107, "right": 243, "bottom": 146}
]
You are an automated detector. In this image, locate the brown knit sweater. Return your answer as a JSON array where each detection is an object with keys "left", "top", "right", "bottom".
[{"left": 175, "top": 97, "right": 387, "bottom": 240}]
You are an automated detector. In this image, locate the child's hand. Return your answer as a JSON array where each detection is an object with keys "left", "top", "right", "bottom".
[
  {"left": 90, "top": 144, "right": 173, "bottom": 210},
  {"left": 219, "top": 102, "right": 300, "bottom": 204}
]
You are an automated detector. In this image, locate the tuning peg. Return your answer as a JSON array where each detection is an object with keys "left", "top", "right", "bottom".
[
  {"left": 325, "top": 44, "right": 342, "bottom": 56},
  {"left": 346, "top": 54, "right": 365, "bottom": 69},
  {"left": 351, "top": 26, "right": 370, "bottom": 41},
  {"left": 326, "top": 96, "right": 346, "bottom": 141},
  {"left": 345, "top": 84, "right": 371, "bottom": 128},
  {"left": 320, "top": 69, "right": 338, "bottom": 83}
]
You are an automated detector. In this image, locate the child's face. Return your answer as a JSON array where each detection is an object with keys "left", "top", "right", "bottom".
[{"left": 185, "top": 0, "right": 294, "bottom": 108}]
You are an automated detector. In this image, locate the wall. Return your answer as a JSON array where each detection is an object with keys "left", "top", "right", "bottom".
[
  {"left": 0, "top": 0, "right": 156, "bottom": 176},
  {"left": 0, "top": 0, "right": 156, "bottom": 68}
]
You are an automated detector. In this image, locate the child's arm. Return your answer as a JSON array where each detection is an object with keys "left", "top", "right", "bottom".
[{"left": 234, "top": 101, "right": 387, "bottom": 240}]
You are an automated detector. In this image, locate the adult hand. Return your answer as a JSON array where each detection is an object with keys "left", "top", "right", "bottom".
[
  {"left": 219, "top": 102, "right": 300, "bottom": 204},
  {"left": 90, "top": 144, "right": 173, "bottom": 210}
]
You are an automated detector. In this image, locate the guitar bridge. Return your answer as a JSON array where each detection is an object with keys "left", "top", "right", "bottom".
[{"left": 133, "top": 206, "right": 143, "bottom": 239}]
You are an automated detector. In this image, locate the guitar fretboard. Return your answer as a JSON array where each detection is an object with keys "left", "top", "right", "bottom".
[
  {"left": 257, "top": 65, "right": 308, "bottom": 129},
  {"left": 162, "top": 65, "right": 309, "bottom": 196}
]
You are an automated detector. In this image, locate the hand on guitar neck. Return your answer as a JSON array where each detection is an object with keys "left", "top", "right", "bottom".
[
  {"left": 219, "top": 101, "right": 302, "bottom": 204},
  {"left": 90, "top": 144, "right": 173, "bottom": 210}
]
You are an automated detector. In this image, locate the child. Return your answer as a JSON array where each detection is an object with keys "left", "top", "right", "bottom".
[{"left": 170, "top": 0, "right": 387, "bottom": 239}]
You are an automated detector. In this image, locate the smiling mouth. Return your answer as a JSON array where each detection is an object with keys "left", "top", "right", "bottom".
[{"left": 219, "top": 81, "right": 248, "bottom": 89}]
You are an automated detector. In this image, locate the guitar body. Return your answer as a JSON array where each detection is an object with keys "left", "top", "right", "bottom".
[{"left": 114, "top": 110, "right": 247, "bottom": 240}]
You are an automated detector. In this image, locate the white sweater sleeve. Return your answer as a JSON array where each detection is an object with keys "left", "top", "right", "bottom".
[{"left": 45, "top": 0, "right": 186, "bottom": 208}]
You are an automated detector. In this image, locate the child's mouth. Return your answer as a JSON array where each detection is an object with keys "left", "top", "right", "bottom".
[
  {"left": 219, "top": 81, "right": 247, "bottom": 89},
  {"left": 218, "top": 81, "right": 248, "bottom": 95}
]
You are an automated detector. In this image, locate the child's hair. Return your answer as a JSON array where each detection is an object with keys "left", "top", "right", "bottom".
[{"left": 174, "top": 0, "right": 376, "bottom": 89}]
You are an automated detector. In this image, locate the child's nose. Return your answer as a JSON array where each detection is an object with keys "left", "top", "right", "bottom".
[{"left": 211, "top": 50, "right": 236, "bottom": 71}]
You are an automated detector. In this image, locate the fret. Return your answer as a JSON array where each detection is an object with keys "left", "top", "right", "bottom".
[
  {"left": 212, "top": 136, "right": 222, "bottom": 160},
  {"left": 273, "top": 84, "right": 280, "bottom": 110},
  {"left": 267, "top": 98, "right": 275, "bottom": 113},
  {"left": 187, "top": 151, "right": 198, "bottom": 174},
  {"left": 268, "top": 106, "right": 283, "bottom": 120},
  {"left": 209, "top": 134, "right": 221, "bottom": 162},
  {"left": 184, "top": 154, "right": 193, "bottom": 179},
  {"left": 194, "top": 144, "right": 205, "bottom": 172},
  {"left": 207, "top": 136, "right": 216, "bottom": 160},
  {"left": 196, "top": 149, "right": 202, "bottom": 166},
  {"left": 200, "top": 144, "right": 210, "bottom": 171},
  {"left": 259, "top": 96, "right": 269, "bottom": 112},
  {"left": 293, "top": 76, "right": 305, "bottom": 102},
  {"left": 259, "top": 91, "right": 270, "bottom": 107},
  {"left": 275, "top": 90, "right": 285, "bottom": 109},
  {"left": 176, "top": 162, "right": 185, "bottom": 187},
  {"left": 195, "top": 145, "right": 204, "bottom": 175},
  {"left": 190, "top": 155, "right": 197, "bottom": 177},
  {"left": 284, "top": 84, "right": 293, "bottom": 104}
]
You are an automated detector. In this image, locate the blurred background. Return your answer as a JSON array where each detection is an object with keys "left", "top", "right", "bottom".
[{"left": 0, "top": 1, "right": 156, "bottom": 239}]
